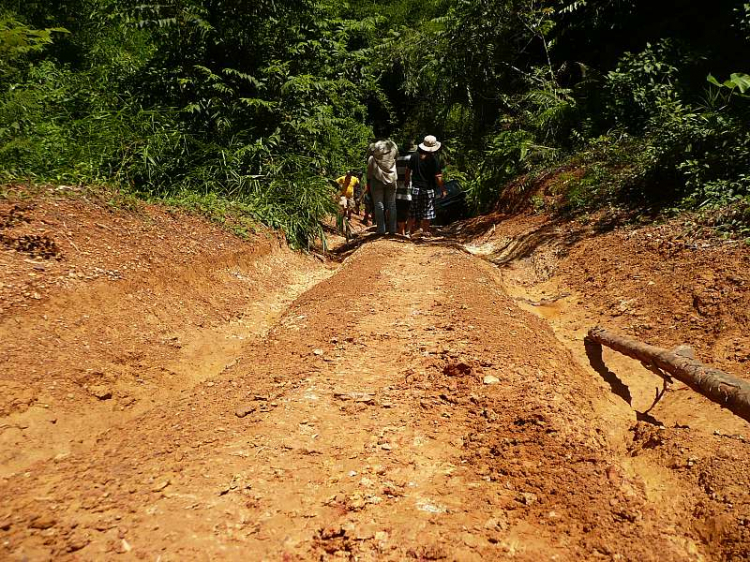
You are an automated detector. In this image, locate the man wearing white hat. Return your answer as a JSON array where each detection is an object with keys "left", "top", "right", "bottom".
[{"left": 405, "top": 135, "right": 446, "bottom": 236}]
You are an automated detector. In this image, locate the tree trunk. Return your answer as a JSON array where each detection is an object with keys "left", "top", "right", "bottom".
[{"left": 585, "top": 327, "right": 750, "bottom": 424}]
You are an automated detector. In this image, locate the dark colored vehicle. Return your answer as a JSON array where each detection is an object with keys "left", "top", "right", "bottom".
[{"left": 434, "top": 180, "right": 468, "bottom": 225}]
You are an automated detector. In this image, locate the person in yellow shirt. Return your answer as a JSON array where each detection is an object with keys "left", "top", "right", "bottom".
[{"left": 336, "top": 171, "right": 359, "bottom": 223}]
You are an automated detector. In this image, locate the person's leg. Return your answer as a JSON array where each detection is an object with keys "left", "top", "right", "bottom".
[
  {"left": 396, "top": 199, "right": 409, "bottom": 235},
  {"left": 408, "top": 187, "right": 420, "bottom": 234},
  {"left": 385, "top": 183, "right": 397, "bottom": 234},
  {"left": 354, "top": 186, "right": 362, "bottom": 216},
  {"left": 363, "top": 193, "right": 373, "bottom": 225},
  {"left": 370, "top": 180, "right": 386, "bottom": 234},
  {"left": 337, "top": 196, "right": 347, "bottom": 234},
  {"left": 421, "top": 189, "right": 436, "bottom": 234}
]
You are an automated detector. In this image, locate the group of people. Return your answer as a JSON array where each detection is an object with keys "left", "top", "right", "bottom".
[{"left": 336, "top": 135, "right": 446, "bottom": 238}]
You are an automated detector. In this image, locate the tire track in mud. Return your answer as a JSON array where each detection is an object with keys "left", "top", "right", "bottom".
[{"left": 0, "top": 239, "right": 733, "bottom": 560}]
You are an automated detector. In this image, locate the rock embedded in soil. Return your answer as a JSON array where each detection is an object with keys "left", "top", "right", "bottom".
[
  {"left": 235, "top": 405, "right": 256, "bottom": 418},
  {"left": 517, "top": 492, "right": 538, "bottom": 506},
  {"left": 151, "top": 477, "right": 171, "bottom": 493},
  {"left": 443, "top": 361, "right": 473, "bottom": 377},
  {"left": 462, "top": 533, "right": 483, "bottom": 548},
  {"left": 88, "top": 385, "right": 113, "bottom": 400},
  {"left": 483, "top": 375, "right": 500, "bottom": 385},
  {"left": 29, "top": 514, "right": 56, "bottom": 530},
  {"left": 67, "top": 533, "right": 91, "bottom": 552},
  {"left": 333, "top": 391, "right": 375, "bottom": 404},
  {"left": 484, "top": 517, "right": 509, "bottom": 531}
]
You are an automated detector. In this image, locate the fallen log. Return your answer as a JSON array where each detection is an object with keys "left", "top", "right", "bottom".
[{"left": 585, "top": 327, "right": 750, "bottom": 423}]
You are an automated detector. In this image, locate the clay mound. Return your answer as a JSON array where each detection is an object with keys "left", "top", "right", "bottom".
[{"left": 0, "top": 188, "right": 331, "bottom": 476}]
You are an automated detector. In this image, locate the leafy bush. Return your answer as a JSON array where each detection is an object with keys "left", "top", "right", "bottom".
[
  {"left": 2, "top": 0, "right": 750, "bottom": 240},
  {"left": 0, "top": 1, "right": 380, "bottom": 247}
]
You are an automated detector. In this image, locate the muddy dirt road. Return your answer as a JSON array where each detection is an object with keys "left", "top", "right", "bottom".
[{"left": 2, "top": 201, "right": 750, "bottom": 560}]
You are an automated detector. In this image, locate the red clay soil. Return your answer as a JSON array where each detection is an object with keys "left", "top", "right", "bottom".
[
  {"left": 463, "top": 209, "right": 750, "bottom": 561},
  {"left": 465, "top": 211, "right": 750, "bottom": 378},
  {"left": 559, "top": 223, "right": 750, "bottom": 371},
  {"left": 0, "top": 188, "right": 332, "bottom": 475},
  {"left": 1, "top": 189, "right": 750, "bottom": 560}
]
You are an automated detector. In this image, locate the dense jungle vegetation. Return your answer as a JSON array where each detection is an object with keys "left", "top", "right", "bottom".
[{"left": 1, "top": 1, "right": 749, "bottom": 246}]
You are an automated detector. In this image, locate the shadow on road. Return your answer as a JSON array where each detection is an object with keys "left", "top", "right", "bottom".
[
  {"left": 584, "top": 339, "right": 666, "bottom": 426},
  {"left": 584, "top": 338, "right": 633, "bottom": 407}
]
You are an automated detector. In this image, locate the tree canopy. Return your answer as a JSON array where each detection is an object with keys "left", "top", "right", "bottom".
[{"left": 1, "top": 0, "right": 748, "bottom": 243}]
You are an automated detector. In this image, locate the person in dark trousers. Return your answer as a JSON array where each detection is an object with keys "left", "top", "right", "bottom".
[
  {"left": 359, "top": 145, "right": 375, "bottom": 226},
  {"left": 405, "top": 135, "right": 446, "bottom": 236},
  {"left": 367, "top": 139, "right": 398, "bottom": 235},
  {"left": 395, "top": 142, "right": 417, "bottom": 236}
]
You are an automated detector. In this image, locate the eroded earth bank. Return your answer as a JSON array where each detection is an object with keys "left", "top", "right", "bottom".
[{"left": 1, "top": 194, "right": 749, "bottom": 561}]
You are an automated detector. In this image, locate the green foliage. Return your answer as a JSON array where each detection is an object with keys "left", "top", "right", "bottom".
[
  {"left": 409, "top": 1, "right": 750, "bottom": 230},
  {"left": 740, "top": 3, "right": 750, "bottom": 41},
  {"left": 0, "top": 14, "right": 67, "bottom": 77},
  {"left": 708, "top": 73, "right": 750, "bottom": 97},
  {"left": 604, "top": 41, "right": 688, "bottom": 130},
  {"left": 1, "top": 0, "right": 749, "bottom": 240},
  {"left": 0, "top": 1, "right": 380, "bottom": 248},
  {"left": 596, "top": 42, "right": 750, "bottom": 212}
]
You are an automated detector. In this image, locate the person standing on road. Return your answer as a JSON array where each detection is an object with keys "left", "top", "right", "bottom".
[
  {"left": 335, "top": 170, "right": 359, "bottom": 224},
  {"left": 396, "top": 142, "right": 417, "bottom": 236},
  {"left": 405, "top": 135, "right": 446, "bottom": 236},
  {"left": 359, "top": 145, "right": 375, "bottom": 226},
  {"left": 367, "top": 139, "right": 398, "bottom": 235}
]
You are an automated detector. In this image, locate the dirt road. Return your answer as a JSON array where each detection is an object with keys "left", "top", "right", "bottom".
[
  {"left": 2, "top": 194, "right": 750, "bottom": 560},
  {"left": 3, "top": 232, "right": 749, "bottom": 561}
]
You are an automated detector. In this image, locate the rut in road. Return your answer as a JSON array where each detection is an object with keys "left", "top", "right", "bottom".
[{"left": 2, "top": 240, "right": 711, "bottom": 560}]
